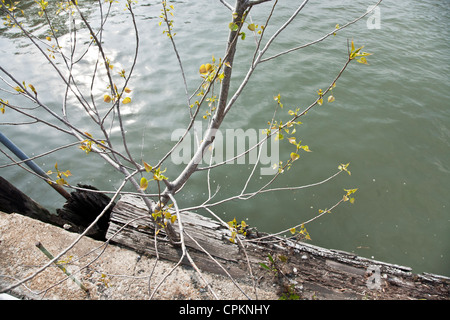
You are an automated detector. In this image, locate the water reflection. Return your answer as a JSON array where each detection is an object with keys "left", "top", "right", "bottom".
[{"left": 0, "top": 1, "right": 98, "bottom": 43}]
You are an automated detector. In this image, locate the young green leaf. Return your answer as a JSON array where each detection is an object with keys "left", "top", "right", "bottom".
[
  {"left": 339, "top": 163, "right": 351, "bottom": 175},
  {"left": 139, "top": 177, "right": 148, "bottom": 190},
  {"left": 300, "top": 145, "right": 311, "bottom": 152},
  {"left": 229, "top": 22, "right": 239, "bottom": 31},
  {"left": 143, "top": 161, "right": 153, "bottom": 173},
  {"left": 357, "top": 57, "right": 368, "bottom": 65},
  {"left": 344, "top": 188, "right": 358, "bottom": 196},
  {"left": 122, "top": 97, "right": 131, "bottom": 104},
  {"left": 259, "top": 263, "right": 271, "bottom": 271},
  {"left": 28, "top": 84, "right": 37, "bottom": 95},
  {"left": 288, "top": 137, "right": 297, "bottom": 145},
  {"left": 290, "top": 152, "right": 300, "bottom": 161}
]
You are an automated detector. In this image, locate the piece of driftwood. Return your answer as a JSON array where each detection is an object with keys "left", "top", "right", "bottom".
[
  {"left": 0, "top": 176, "right": 70, "bottom": 228},
  {"left": 0, "top": 177, "right": 112, "bottom": 240},
  {"left": 57, "top": 184, "right": 114, "bottom": 240},
  {"left": 107, "top": 194, "right": 450, "bottom": 300},
  {"left": 106, "top": 194, "right": 243, "bottom": 277}
]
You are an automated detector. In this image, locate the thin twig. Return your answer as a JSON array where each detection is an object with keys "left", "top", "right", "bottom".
[
  {"left": 260, "top": 0, "right": 383, "bottom": 63},
  {"left": 35, "top": 242, "right": 89, "bottom": 293}
]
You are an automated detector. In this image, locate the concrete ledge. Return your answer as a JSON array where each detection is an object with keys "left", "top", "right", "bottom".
[{"left": 0, "top": 212, "right": 277, "bottom": 300}]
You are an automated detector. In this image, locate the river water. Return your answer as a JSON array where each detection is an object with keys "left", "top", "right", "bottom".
[{"left": 0, "top": 0, "right": 449, "bottom": 277}]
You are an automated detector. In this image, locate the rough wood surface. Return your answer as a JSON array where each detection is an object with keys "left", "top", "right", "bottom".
[
  {"left": 0, "top": 176, "right": 73, "bottom": 229},
  {"left": 0, "top": 177, "right": 113, "bottom": 240},
  {"left": 107, "top": 195, "right": 450, "bottom": 300},
  {"left": 56, "top": 184, "right": 114, "bottom": 240},
  {"left": 107, "top": 195, "right": 243, "bottom": 277}
]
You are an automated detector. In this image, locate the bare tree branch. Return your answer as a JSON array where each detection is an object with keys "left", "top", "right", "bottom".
[{"left": 220, "top": 0, "right": 234, "bottom": 11}]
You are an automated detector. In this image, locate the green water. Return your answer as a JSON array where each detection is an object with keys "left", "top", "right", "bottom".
[{"left": 0, "top": 0, "right": 449, "bottom": 277}]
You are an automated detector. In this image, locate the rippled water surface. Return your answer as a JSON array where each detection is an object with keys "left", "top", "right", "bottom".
[{"left": 0, "top": 0, "right": 449, "bottom": 276}]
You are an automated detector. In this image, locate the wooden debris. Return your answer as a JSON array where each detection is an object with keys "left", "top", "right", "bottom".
[
  {"left": 0, "top": 177, "right": 113, "bottom": 240},
  {"left": 0, "top": 176, "right": 73, "bottom": 230},
  {"left": 106, "top": 195, "right": 243, "bottom": 277},
  {"left": 57, "top": 184, "right": 114, "bottom": 240}
]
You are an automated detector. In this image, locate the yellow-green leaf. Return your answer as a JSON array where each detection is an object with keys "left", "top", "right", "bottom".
[
  {"left": 288, "top": 137, "right": 297, "bottom": 145},
  {"left": 139, "top": 177, "right": 148, "bottom": 190},
  {"left": 122, "top": 97, "right": 131, "bottom": 104},
  {"left": 275, "top": 133, "right": 284, "bottom": 141},
  {"left": 301, "top": 145, "right": 311, "bottom": 152},
  {"left": 56, "top": 178, "right": 67, "bottom": 186},
  {"left": 143, "top": 161, "right": 153, "bottom": 173},
  {"left": 344, "top": 188, "right": 358, "bottom": 196},
  {"left": 357, "top": 57, "right": 368, "bottom": 65},
  {"left": 14, "top": 86, "right": 24, "bottom": 93},
  {"left": 229, "top": 22, "right": 239, "bottom": 31},
  {"left": 248, "top": 23, "right": 255, "bottom": 31},
  {"left": 290, "top": 152, "right": 300, "bottom": 161},
  {"left": 28, "top": 84, "right": 37, "bottom": 95},
  {"left": 339, "top": 163, "right": 351, "bottom": 175}
]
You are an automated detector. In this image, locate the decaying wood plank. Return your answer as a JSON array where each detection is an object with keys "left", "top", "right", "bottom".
[
  {"left": 56, "top": 184, "right": 114, "bottom": 240},
  {"left": 0, "top": 176, "right": 52, "bottom": 219},
  {"left": 107, "top": 195, "right": 450, "bottom": 300},
  {"left": 0, "top": 176, "right": 78, "bottom": 231},
  {"left": 107, "top": 195, "right": 243, "bottom": 277},
  {"left": 0, "top": 177, "right": 113, "bottom": 240}
]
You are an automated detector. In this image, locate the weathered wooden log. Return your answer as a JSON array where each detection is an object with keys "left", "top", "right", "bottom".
[
  {"left": 57, "top": 184, "right": 114, "bottom": 240},
  {"left": 0, "top": 177, "right": 112, "bottom": 240},
  {"left": 106, "top": 194, "right": 243, "bottom": 277},
  {"left": 0, "top": 176, "right": 71, "bottom": 228},
  {"left": 107, "top": 194, "right": 450, "bottom": 300}
]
